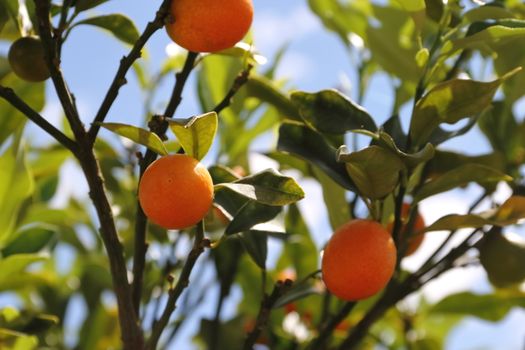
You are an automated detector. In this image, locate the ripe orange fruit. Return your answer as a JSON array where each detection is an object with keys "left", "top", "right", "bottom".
[
  {"left": 165, "top": 0, "right": 253, "bottom": 53},
  {"left": 321, "top": 219, "right": 396, "bottom": 301},
  {"left": 8, "top": 36, "right": 50, "bottom": 82},
  {"left": 138, "top": 154, "right": 214, "bottom": 229},
  {"left": 387, "top": 203, "right": 426, "bottom": 256}
]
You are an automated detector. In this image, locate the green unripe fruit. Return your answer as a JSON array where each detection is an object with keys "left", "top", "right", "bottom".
[{"left": 8, "top": 36, "right": 50, "bottom": 82}]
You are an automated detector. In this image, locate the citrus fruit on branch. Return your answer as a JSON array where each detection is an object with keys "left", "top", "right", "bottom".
[
  {"left": 138, "top": 154, "right": 214, "bottom": 229},
  {"left": 321, "top": 219, "right": 397, "bottom": 301},
  {"left": 165, "top": 0, "right": 254, "bottom": 53},
  {"left": 8, "top": 36, "right": 51, "bottom": 82}
]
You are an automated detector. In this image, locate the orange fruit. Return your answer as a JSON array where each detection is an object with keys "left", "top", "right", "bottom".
[
  {"left": 8, "top": 36, "right": 50, "bottom": 82},
  {"left": 387, "top": 203, "right": 425, "bottom": 256},
  {"left": 165, "top": 0, "right": 253, "bottom": 53},
  {"left": 138, "top": 154, "right": 214, "bottom": 229},
  {"left": 321, "top": 219, "right": 397, "bottom": 301}
]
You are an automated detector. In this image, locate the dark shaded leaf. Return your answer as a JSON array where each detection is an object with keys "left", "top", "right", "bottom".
[
  {"left": 338, "top": 145, "right": 405, "bottom": 199},
  {"left": 225, "top": 201, "right": 281, "bottom": 235},
  {"left": 291, "top": 89, "right": 376, "bottom": 134},
  {"left": 277, "top": 123, "right": 355, "bottom": 191}
]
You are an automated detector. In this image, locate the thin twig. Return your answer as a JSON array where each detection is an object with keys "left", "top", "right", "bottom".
[
  {"left": 213, "top": 64, "right": 253, "bottom": 113},
  {"left": 242, "top": 280, "right": 293, "bottom": 350},
  {"left": 307, "top": 302, "right": 356, "bottom": 350},
  {"left": 87, "top": 0, "right": 172, "bottom": 144},
  {"left": 146, "top": 221, "right": 210, "bottom": 350},
  {"left": 0, "top": 85, "right": 77, "bottom": 152}
]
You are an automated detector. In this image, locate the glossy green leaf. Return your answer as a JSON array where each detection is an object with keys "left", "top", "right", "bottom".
[
  {"left": 273, "top": 282, "right": 320, "bottom": 309},
  {"left": 225, "top": 201, "right": 281, "bottom": 235},
  {"left": 0, "top": 141, "right": 34, "bottom": 248},
  {"left": 277, "top": 123, "right": 355, "bottom": 190},
  {"left": 431, "top": 291, "right": 525, "bottom": 322},
  {"left": 338, "top": 145, "right": 405, "bottom": 199},
  {"left": 291, "top": 89, "right": 376, "bottom": 134},
  {"left": 0, "top": 254, "right": 47, "bottom": 291},
  {"left": 409, "top": 69, "right": 521, "bottom": 146},
  {"left": 168, "top": 112, "right": 218, "bottom": 160},
  {"left": 245, "top": 75, "right": 302, "bottom": 121},
  {"left": 73, "top": 14, "right": 140, "bottom": 45},
  {"left": 75, "top": 0, "right": 111, "bottom": 12},
  {"left": 414, "top": 164, "right": 512, "bottom": 202},
  {"left": 2, "top": 225, "right": 56, "bottom": 257},
  {"left": 215, "top": 169, "right": 305, "bottom": 206},
  {"left": 98, "top": 122, "right": 168, "bottom": 156}
]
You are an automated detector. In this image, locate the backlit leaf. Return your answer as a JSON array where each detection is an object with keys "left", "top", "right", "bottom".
[
  {"left": 99, "top": 122, "right": 168, "bottom": 155},
  {"left": 168, "top": 112, "right": 218, "bottom": 160}
]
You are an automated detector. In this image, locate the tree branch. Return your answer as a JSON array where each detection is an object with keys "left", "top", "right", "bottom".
[
  {"left": 146, "top": 221, "right": 210, "bottom": 350},
  {"left": 242, "top": 280, "right": 293, "bottom": 350},
  {"left": 213, "top": 64, "right": 253, "bottom": 113},
  {"left": 131, "top": 51, "right": 199, "bottom": 315},
  {"left": 0, "top": 85, "right": 77, "bottom": 152},
  {"left": 87, "top": 0, "right": 173, "bottom": 144},
  {"left": 307, "top": 302, "right": 356, "bottom": 350},
  {"left": 34, "top": 0, "right": 84, "bottom": 140}
]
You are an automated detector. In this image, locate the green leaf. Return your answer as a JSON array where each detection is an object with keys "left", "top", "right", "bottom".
[
  {"left": 431, "top": 291, "right": 525, "bottom": 322},
  {"left": 0, "top": 254, "right": 47, "bottom": 291},
  {"left": 0, "top": 74, "right": 45, "bottom": 146},
  {"left": 238, "top": 231, "right": 267, "bottom": 269},
  {"left": 1, "top": 225, "right": 55, "bottom": 257},
  {"left": 422, "top": 196, "right": 525, "bottom": 233},
  {"left": 73, "top": 14, "right": 139, "bottom": 45},
  {"left": 168, "top": 112, "right": 218, "bottom": 160},
  {"left": 463, "top": 5, "right": 516, "bottom": 23},
  {"left": 338, "top": 145, "right": 405, "bottom": 199},
  {"left": 215, "top": 169, "right": 304, "bottom": 206},
  {"left": 213, "top": 42, "right": 268, "bottom": 65},
  {"left": 277, "top": 123, "right": 355, "bottom": 191},
  {"left": 311, "top": 166, "right": 351, "bottom": 230},
  {"left": 98, "top": 122, "right": 168, "bottom": 155},
  {"left": 479, "top": 229, "right": 525, "bottom": 288},
  {"left": 225, "top": 201, "right": 281, "bottom": 236},
  {"left": 395, "top": 0, "right": 425, "bottom": 12},
  {"left": 290, "top": 90, "right": 376, "bottom": 134},
  {"left": 75, "top": 0, "right": 111, "bottom": 12},
  {"left": 370, "top": 131, "right": 435, "bottom": 168},
  {"left": 273, "top": 282, "right": 320, "bottom": 309},
  {"left": 277, "top": 204, "right": 318, "bottom": 278},
  {"left": 414, "top": 164, "right": 512, "bottom": 202},
  {"left": 0, "top": 141, "right": 34, "bottom": 248},
  {"left": 449, "top": 23, "right": 525, "bottom": 54},
  {"left": 0, "top": 329, "right": 38, "bottom": 350},
  {"left": 409, "top": 68, "right": 521, "bottom": 146},
  {"left": 245, "top": 75, "right": 302, "bottom": 121}
]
